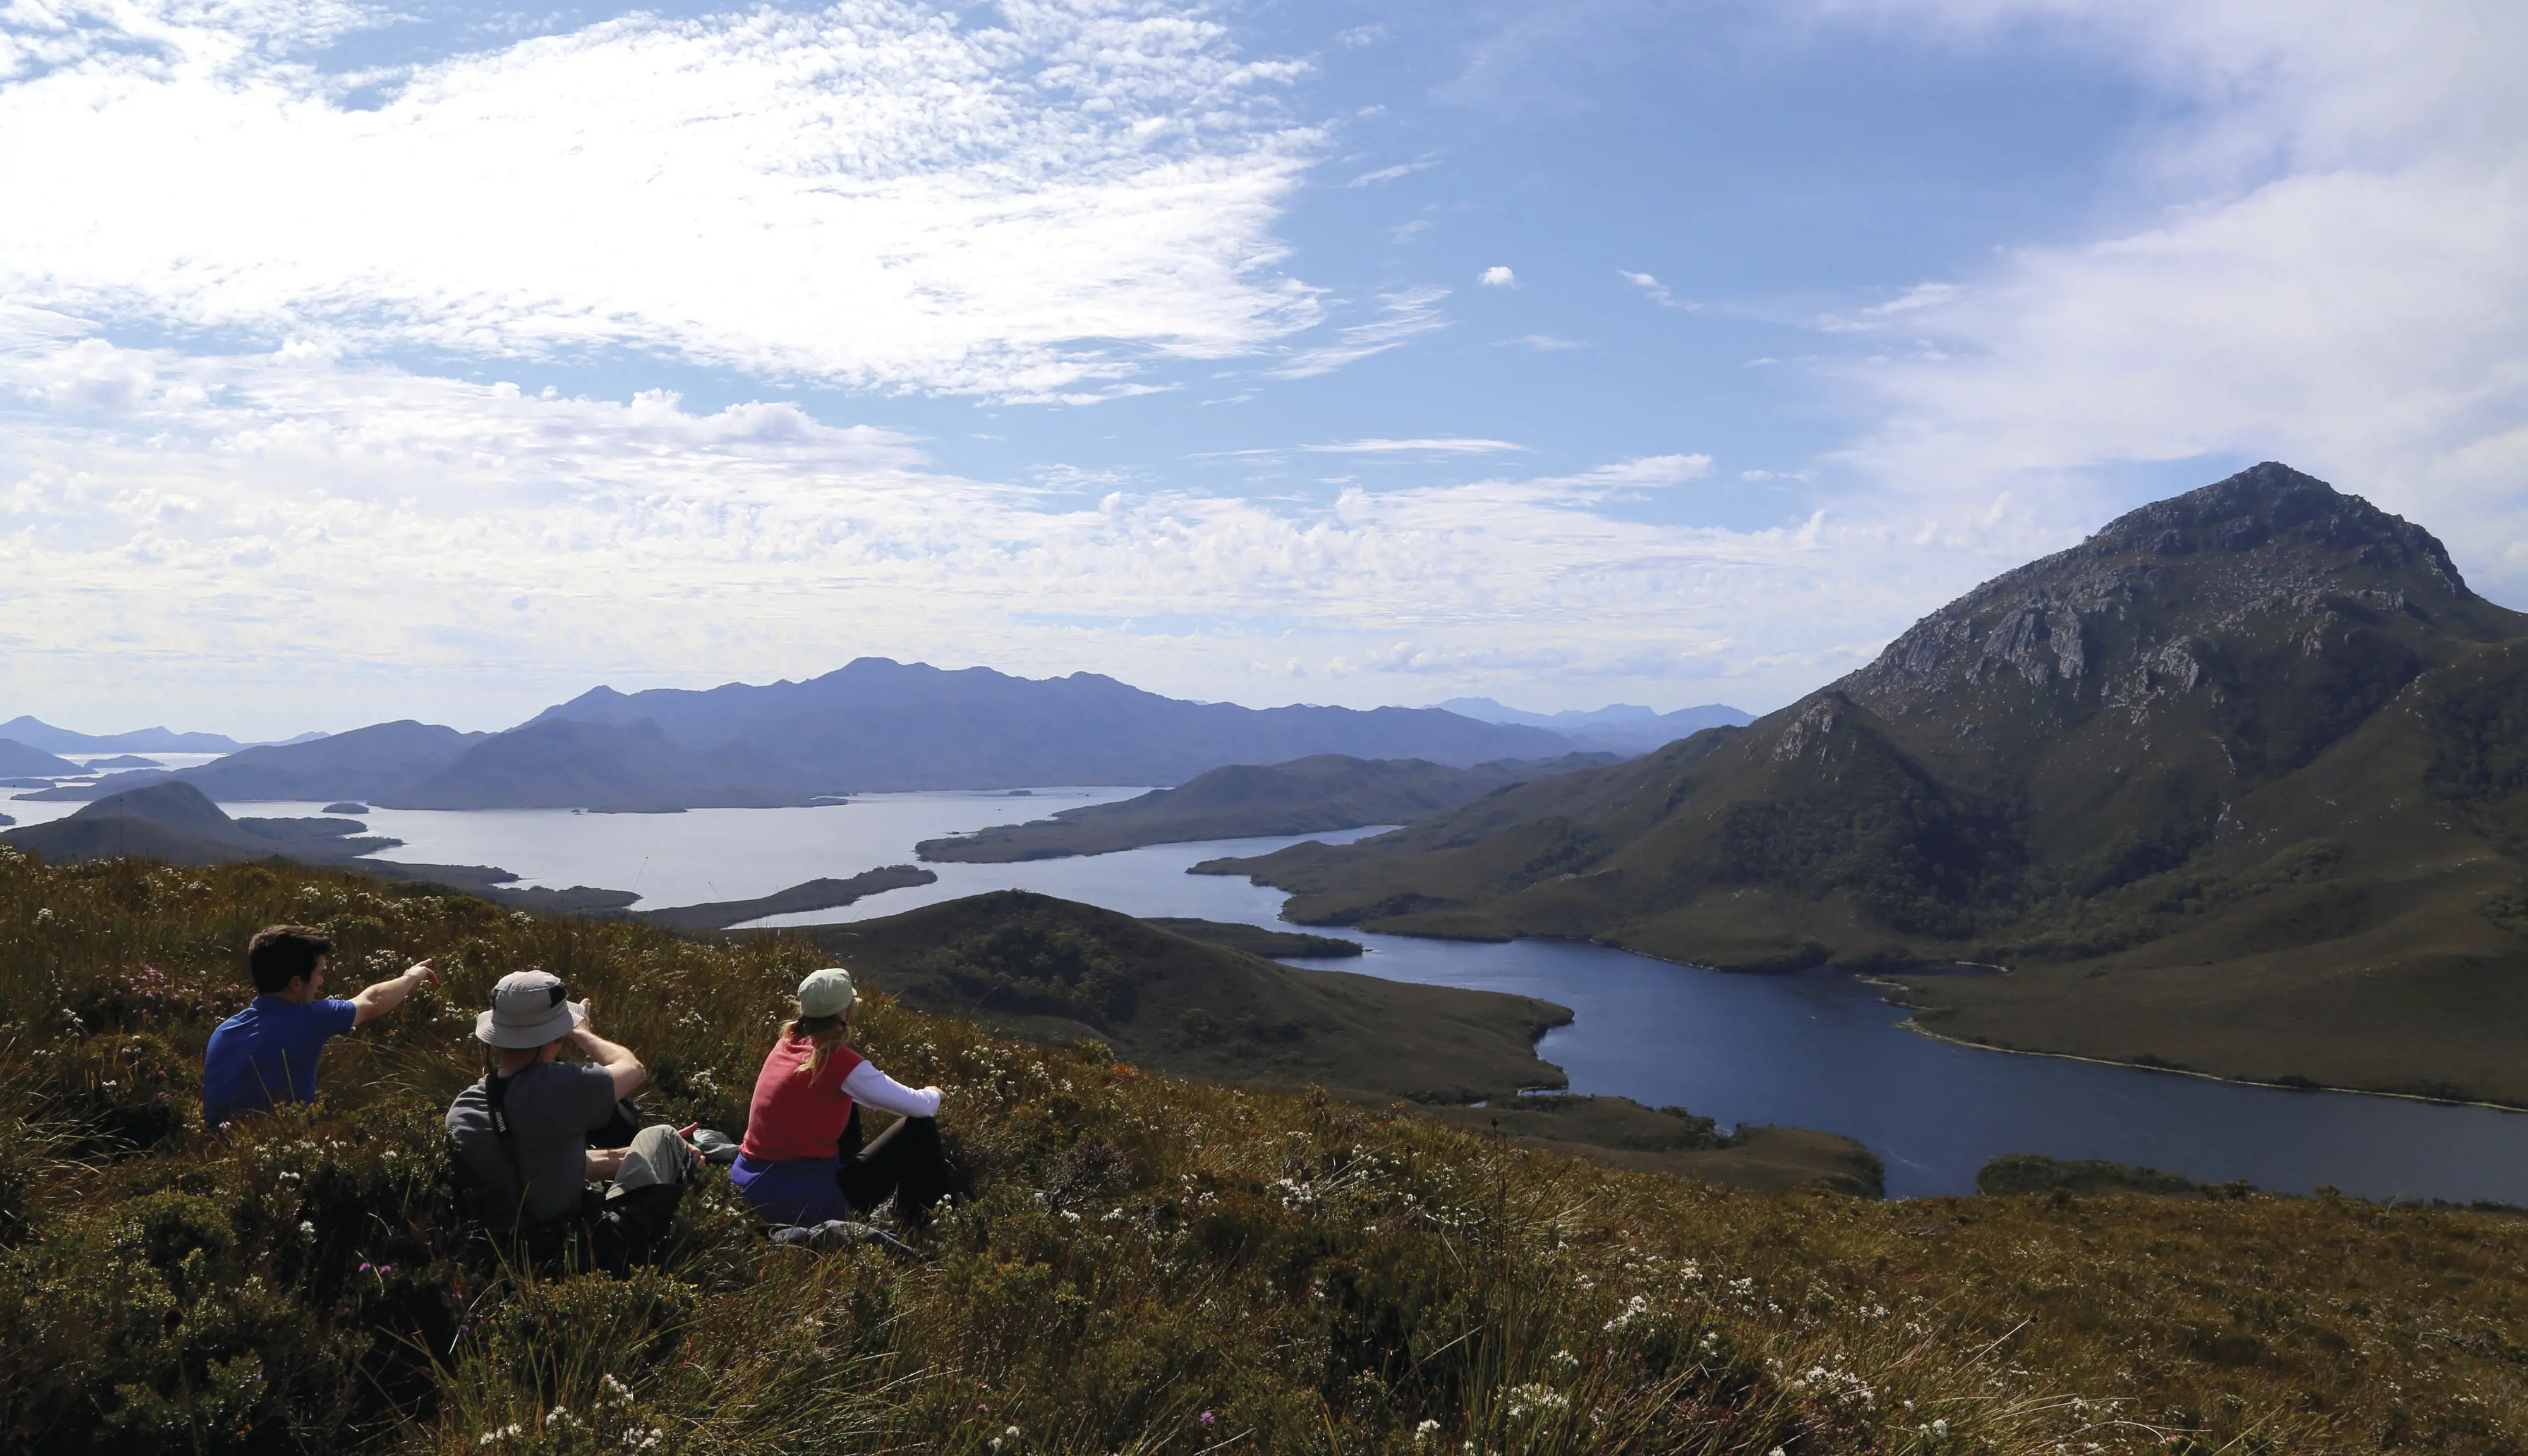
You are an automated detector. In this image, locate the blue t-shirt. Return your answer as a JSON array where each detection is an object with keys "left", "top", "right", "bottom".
[{"left": 202, "top": 995, "right": 359, "bottom": 1126}]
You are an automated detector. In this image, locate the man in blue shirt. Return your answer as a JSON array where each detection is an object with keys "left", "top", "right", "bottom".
[{"left": 202, "top": 924, "right": 437, "bottom": 1127}]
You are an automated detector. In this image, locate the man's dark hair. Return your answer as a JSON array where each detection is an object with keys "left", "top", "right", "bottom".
[{"left": 247, "top": 926, "right": 334, "bottom": 995}]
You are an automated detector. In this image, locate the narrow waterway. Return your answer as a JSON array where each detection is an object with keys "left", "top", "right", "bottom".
[{"left": 27, "top": 789, "right": 2527, "bottom": 1201}]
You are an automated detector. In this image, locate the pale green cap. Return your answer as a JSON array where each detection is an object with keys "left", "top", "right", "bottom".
[{"left": 797, "top": 966, "right": 857, "bottom": 1019}]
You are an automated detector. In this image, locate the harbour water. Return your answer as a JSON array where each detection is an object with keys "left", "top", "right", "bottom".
[{"left": 18, "top": 788, "right": 2528, "bottom": 1201}]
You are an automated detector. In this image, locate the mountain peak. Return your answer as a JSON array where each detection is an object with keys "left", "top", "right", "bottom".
[
  {"left": 2080, "top": 463, "right": 2463, "bottom": 585},
  {"left": 1842, "top": 464, "right": 2516, "bottom": 751}
]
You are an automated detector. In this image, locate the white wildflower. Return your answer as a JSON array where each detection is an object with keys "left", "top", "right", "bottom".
[{"left": 1504, "top": 1383, "right": 1568, "bottom": 1421}]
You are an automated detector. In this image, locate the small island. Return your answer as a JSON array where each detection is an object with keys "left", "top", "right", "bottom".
[{"left": 632, "top": 864, "right": 938, "bottom": 931}]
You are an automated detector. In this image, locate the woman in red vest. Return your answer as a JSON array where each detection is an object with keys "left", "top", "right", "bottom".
[{"left": 730, "top": 967, "right": 958, "bottom": 1226}]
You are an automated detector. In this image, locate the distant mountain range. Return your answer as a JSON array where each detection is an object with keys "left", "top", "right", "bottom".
[
  {"left": 0, "top": 717, "right": 248, "bottom": 753},
  {"left": 22, "top": 660, "right": 1599, "bottom": 811},
  {"left": 0, "top": 717, "right": 327, "bottom": 754},
  {"left": 1200, "top": 463, "right": 2528, "bottom": 1106},
  {"left": 17, "top": 721, "right": 489, "bottom": 804},
  {"left": 511, "top": 659, "right": 1581, "bottom": 801},
  {"left": 1434, "top": 698, "right": 1754, "bottom": 753}
]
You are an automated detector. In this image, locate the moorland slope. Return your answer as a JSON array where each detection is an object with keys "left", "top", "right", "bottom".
[
  {"left": 1, "top": 851, "right": 2520, "bottom": 1454},
  {"left": 1202, "top": 464, "right": 2528, "bottom": 1103}
]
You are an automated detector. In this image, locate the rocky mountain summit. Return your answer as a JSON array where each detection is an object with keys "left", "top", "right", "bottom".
[
  {"left": 1843, "top": 462, "right": 2509, "bottom": 786},
  {"left": 1202, "top": 466, "right": 2528, "bottom": 1103}
]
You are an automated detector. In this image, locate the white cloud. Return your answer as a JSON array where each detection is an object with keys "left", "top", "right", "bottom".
[
  {"left": 1479, "top": 266, "right": 1519, "bottom": 289},
  {"left": 0, "top": 319, "right": 1857, "bottom": 731},
  {"left": 1617, "top": 270, "right": 1687, "bottom": 308},
  {"left": 1534, "top": 454, "right": 1717, "bottom": 492},
  {"left": 0, "top": 1, "right": 1324, "bottom": 399},
  {"left": 1803, "top": 0, "right": 2528, "bottom": 602},
  {"left": 1298, "top": 438, "right": 1529, "bottom": 455},
  {"left": 1347, "top": 157, "right": 1438, "bottom": 186},
  {"left": 1336, "top": 24, "right": 1390, "bottom": 49},
  {"left": 1195, "top": 436, "right": 1528, "bottom": 460},
  {"left": 1266, "top": 288, "right": 1451, "bottom": 379}
]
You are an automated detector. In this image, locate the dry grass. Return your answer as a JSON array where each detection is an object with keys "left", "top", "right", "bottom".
[{"left": 0, "top": 849, "right": 2520, "bottom": 1453}]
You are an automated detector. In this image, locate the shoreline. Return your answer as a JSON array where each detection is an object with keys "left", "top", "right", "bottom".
[
  {"left": 1851, "top": 973, "right": 2528, "bottom": 1115},
  {"left": 1322, "top": 910, "right": 2528, "bottom": 1120}
]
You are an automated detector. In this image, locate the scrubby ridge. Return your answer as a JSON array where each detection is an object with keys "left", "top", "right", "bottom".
[{"left": 1, "top": 850, "right": 2524, "bottom": 1453}]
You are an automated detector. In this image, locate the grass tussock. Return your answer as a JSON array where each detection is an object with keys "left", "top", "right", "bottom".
[{"left": 0, "top": 848, "right": 2522, "bottom": 1454}]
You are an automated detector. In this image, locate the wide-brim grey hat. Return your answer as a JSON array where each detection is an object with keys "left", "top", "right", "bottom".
[{"left": 476, "top": 969, "right": 586, "bottom": 1048}]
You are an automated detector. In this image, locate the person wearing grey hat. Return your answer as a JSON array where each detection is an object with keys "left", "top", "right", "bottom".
[
  {"left": 444, "top": 969, "right": 698, "bottom": 1272},
  {"left": 729, "top": 966, "right": 960, "bottom": 1228}
]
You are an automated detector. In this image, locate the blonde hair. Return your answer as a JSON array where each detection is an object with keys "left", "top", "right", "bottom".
[{"left": 784, "top": 1010, "right": 849, "bottom": 1080}]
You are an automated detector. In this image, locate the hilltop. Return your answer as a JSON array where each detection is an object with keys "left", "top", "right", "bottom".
[
  {"left": 0, "top": 849, "right": 2520, "bottom": 1453},
  {"left": 916, "top": 752, "right": 1616, "bottom": 863},
  {"left": 794, "top": 890, "right": 1574, "bottom": 1107},
  {"left": 0, "top": 738, "right": 80, "bottom": 777},
  {"left": 1201, "top": 465, "right": 2528, "bottom": 1104}
]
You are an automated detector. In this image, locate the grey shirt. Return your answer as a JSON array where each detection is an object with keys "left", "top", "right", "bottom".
[{"left": 446, "top": 1062, "right": 620, "bottom": 1225}]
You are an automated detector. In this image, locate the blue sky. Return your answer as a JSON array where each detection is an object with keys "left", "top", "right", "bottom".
[{"left": 2, "top": 0, "right": 2522, "bottom": 738}]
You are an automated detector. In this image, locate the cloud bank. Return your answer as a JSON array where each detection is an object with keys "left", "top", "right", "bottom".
[
  {"left": 1813, "top": 0, "right": 2528, "bottom": 599},
  {"left": 0, "top": 315, "right": 1863, "bottom": 734},
  {"left": 0, "top": 0, "right": 1322, "bottom": 398}
]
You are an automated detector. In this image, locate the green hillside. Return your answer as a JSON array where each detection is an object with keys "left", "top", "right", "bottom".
[
  {"left": 793, "top": 893, "right": 1877, "bottom": 1193},
  {"left": 796, "top": 890, "right": 1574, "bottom": 1106},
  {"left": 1, "top": 850, "right": 2524, "bottom": 1454},
  {"left": 914, "top": 753, "right": 1613, "bottom": 863},
  {"left": 1197, "top": 465, "right": 2528, "bottom": 1103}
]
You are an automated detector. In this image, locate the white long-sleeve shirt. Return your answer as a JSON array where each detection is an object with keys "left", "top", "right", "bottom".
[{"left": 843, "top": 1060, "right": 942, "bottom": 1119}]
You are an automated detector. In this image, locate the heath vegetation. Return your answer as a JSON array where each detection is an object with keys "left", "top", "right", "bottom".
[{"left": 0, "top": 848, "right": 2522, "bottom": 1454}]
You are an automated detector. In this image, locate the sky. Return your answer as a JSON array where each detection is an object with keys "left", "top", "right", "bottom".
[{"left": 2, "top": 0, "right": 2524, "bottom": 739}]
